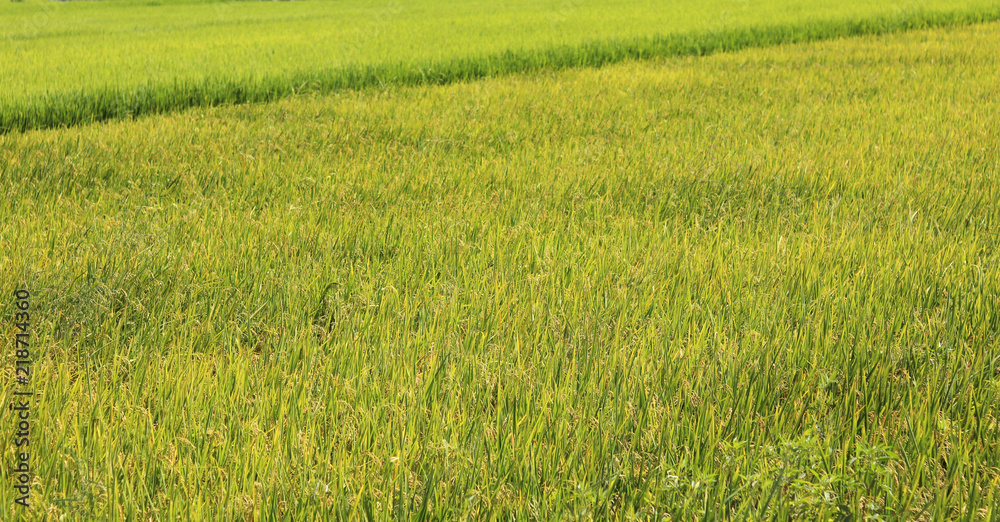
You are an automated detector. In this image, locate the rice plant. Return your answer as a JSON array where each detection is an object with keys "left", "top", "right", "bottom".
[
  {"left": 2, "top": 0, "right": 1000, "bottom": 132},
  {"left": 1, "top": 18, "right": 998, "bottom": 519}
]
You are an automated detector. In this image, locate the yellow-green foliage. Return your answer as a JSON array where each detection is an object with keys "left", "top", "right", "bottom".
[
  {"left": 1, "top": 19, "right": 999, "bottom": 521},
  {"left": 3, "top": 0, "right": 1000, "bottom": 131}
]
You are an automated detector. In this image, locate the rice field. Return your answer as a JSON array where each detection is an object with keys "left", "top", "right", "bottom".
[
  {"left": 3, "top": 0, "right": 1000, "bottom": 132},
  {"left": 2, "top": 0, "right": 1000, "bottom": 520}
]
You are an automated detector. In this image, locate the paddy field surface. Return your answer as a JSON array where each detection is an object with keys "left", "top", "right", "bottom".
[
  {"left": 2, "top": 0, "right": 1000, "bottom": 131},
  {"left": 1, "top": 1, "right": 999, "bottom": 520}
]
